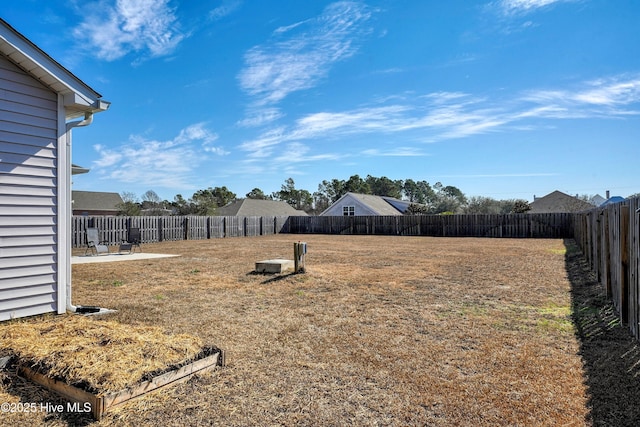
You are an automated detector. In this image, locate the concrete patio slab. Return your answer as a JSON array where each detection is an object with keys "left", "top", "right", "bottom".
[{"left": 72, "top": 253, "right": 179, "bottom": 264}]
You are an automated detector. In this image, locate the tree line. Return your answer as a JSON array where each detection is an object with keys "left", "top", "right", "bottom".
[{"left": 117, "top": 175, "right": 533, "bottom": 216}]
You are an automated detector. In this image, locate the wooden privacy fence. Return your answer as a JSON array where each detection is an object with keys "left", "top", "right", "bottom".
[
  {"left": 72, "top": 213, "right": 573, "bottom": 248},
  {"left": 71, "top": 216, "right": 289, "bottom": 247},
  {"left": 283, "top": 213, "right": 573, "bottom": 238},
  {"left": 573, "top": 197, "right": 640, "bottom": 340}
]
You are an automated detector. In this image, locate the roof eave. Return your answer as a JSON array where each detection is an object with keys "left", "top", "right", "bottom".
[{"left": 0, "top": 18, "right": 109, "bottom": 118}]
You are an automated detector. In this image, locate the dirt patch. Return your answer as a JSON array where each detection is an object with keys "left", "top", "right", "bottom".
[{"left": 0, "top": 234, "right": 634, "bottom": 425}]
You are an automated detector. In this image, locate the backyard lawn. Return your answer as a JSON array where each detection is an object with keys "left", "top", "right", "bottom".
[{"left": 2, "top": 234, "right": 639, "bottom": 426}]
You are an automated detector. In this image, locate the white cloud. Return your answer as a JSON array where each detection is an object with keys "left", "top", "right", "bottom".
[
  {"left": 439, "top": 173, "right": 560, "bottom": 178},
  {"left": 92, "top": 123, "right": 225, "bottom": 188},
  {"left": 522, "top": 75, "right": 640, "bottom": 116},
  {"left": 73, "top": 0, "right": 184, "bottom": 61},
  {"left": 92, "top": 144, "right": 122, "bottom": 167},
  {"left": 273, "top": 142, "right": 342, "bottom": 164},
  {"left": 572, "top": 78, "right": 640, "bottom": 106},
  {"left": 238, "top": 1, "right": 373, "bottom": 105},
  {"left": 291, "top": 105, "right": 410, "bottom": 138},
  {"left": 273, "top": 20, "right": 310, "bottom": 35},
  {"left": 237, "top": 74, "right": 640, "bottom": 159},
  {"left": 239, "top": 126, "right": 287, "bottom": 157},
  {"left": 237, "top": 108, "right": 285, "bottom": 127},
  {"left": 209, "top": 0, "right": 241, "bottom": 20},
  {"left": 495, "top": 0, "right": 575, "bottom": 15},
  {"left": 362, "top": 147, "right": 428, "bottom": 157}
]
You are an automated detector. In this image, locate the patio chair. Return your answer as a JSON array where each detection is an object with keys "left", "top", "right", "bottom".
[
  {"left": 119, "top": 227, "right": 142, "bottom": 254},
  {"left": 85, "top": 227, "right": 110, "bottom": 256}
]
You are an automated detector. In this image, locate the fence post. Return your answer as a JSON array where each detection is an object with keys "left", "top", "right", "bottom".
[{"left": 621, "top": 204, "right": 630, "bottom": 323}]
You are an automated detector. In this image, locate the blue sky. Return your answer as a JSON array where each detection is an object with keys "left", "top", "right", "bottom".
[{"left": 4, "top": 0, "right": 639, "bottom": 202}]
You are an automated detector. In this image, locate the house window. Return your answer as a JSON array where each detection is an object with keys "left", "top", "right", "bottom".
[{"left": 343, "top": 206, "right": 355, "bottom": 216}]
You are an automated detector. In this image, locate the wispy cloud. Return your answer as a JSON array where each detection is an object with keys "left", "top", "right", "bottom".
[
  {"left": 73, "top": 0, "right": 185, "bottom": 61},
  {"left": 237, "top": 108, "right": 285, "bottom": 127},
  {"left": 235, "top": 142, "right": 343, "bottom": 178},
  {"left": 273, "top": 142, "right": 342, "bottom": 164},
  {"left": 494, "top": 0, "right": 576, "bottom": 15},
  {"left": 239, "top": 126, "right": 288, "bottom": 157},
  {"left": 92, "top": 123, "right": 226, "bottom": 189},
  {"left": 273, "top": 20, "right": 311, "bottom": 35},
  {"left": 238, "top": 1, "right": 373, "bottom": 106},
  {"left": 520, "top": 75, "right": 640, "bottom": 120},
  {"left": 439, "top": 173, "right": 560, "bottom": 178},
  {"left": 362, "top": 147, "right": 428, "bottom": 157},
  {"left": 238, "top": 74, "right": 640, "bottom": 158},
  {"left": 291, "top": 106, "right": 411, "bottom": 138},
  {"left": 209, "top": 0, "right": 242, "bottom": 21}
]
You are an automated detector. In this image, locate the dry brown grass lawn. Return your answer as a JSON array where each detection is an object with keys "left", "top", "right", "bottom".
[{"left": 1, "top": 234, "right": 637, "bottom": 426}]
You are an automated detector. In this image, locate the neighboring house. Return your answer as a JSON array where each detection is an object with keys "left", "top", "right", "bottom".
[
  {"left": 589, "top": 190, "right": 625, "bottom": 207},
  {"left": 216, "top": 199, "right": 308, "bottom": 216},
  {"left": 0, "top": 19, "right": 109, "bottom": 321},
  {"left": 528, "top": 190, "right": 593, "bottom": 213},
  {"left": 320, "top": 192, "right": 413, "bottom": 216},
  {"left": 72, "top": 190, "right": 123, "bottom": 216},
  {"left": 600, "top": 196, "right": 625, "bottom": 207}
]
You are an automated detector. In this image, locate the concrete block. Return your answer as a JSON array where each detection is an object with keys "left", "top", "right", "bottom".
[{"left": 255, "top": 259, "right": 294, "bottom": 273}]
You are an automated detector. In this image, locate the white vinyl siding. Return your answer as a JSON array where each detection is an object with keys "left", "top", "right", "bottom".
[{"left": 0, "top": 53, "right": 59, "bottom": 320}]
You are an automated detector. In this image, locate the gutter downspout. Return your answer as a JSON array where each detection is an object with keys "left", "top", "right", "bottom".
[{"left": 65, "top": 112, "right": 93, "bottom": 313}]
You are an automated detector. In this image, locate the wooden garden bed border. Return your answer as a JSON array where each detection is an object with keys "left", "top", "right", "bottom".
[{"left": 18, "top": 348, "right": 225, "bottom": 420}]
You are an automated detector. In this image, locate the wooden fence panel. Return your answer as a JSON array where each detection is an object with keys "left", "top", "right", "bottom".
[
  {"left": 333, "top": 217, "right": 351, "bottom": 234},
  {"left": 372, "top": 216, "right": 397, "bottom": 235},
  {"left": 573, "top": 196, "right": 640, "bottom": 341},
  {"left": 398, "top": 216, "right": 419, "bottom": 236},
  {"left": 71, "top": 216, "right": 86, "bottom": 247},
  {"left": 188, "top": 216, "right": 208, "bottom": 240},
  {"left": 209, "top": 217, "right": 225, "bottom": 238},
  {"left": 609, "top": 204, "right": 623, "bottom": 319},
  {"left": 629, "top": 198, "right": 640, "bottom": 339},
  {"left": 124, "top": 216, "right": 156, "bottom": 244},
  {"left": 418, "top": 215, "right": 440, "bottom": 237},
  {"left": 224, "top": 216, "right": 243, "bottom": 237},
  {"left": 72, "top": 212, "right": 576, "bottom": 247},
  {"left": 260, "top": 216, "right": 275, "bottom": 235},
  {"left": 620, "top": 202, "right": 630, "bottom": 324},
  {"left": 602, "top": 209, "right": 612, "bottom": 297},
  {"left": 72, "top": 216, "right": 127, "bottom": 246},
  {"left": 73, "top": 213, "right": 576, "bottom": 246},
  {"left": 276, "top": 216, "right": 290, "bottom": 234},
  {"left": 245, "top": 217, "right": 261, "bottom": 237},
  {"left": 269, "top": 213, "right": 574, "bottom": 237},
  {"left": 302, "top": 216, "right": 321, "bottom": 234}
]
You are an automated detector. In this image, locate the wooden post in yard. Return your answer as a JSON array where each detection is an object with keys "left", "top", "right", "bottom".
[{"left": 294, "top": 242, "right": 306, "bottom": 273}]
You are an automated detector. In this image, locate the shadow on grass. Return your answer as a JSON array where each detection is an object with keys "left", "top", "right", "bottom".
[
  {"left": 565, "top": 238, "right": 640, "bottom": 426},
  {"left": 246, "top": 270, "right": 303, "bottom": 285},
  {"left": 0, "top": 358, "right": 94, "bottom": 426}
]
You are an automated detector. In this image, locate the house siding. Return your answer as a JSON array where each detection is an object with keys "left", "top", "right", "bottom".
[
  {"left": 0, "top": 54, "right": 59, "bottom": 320},
  {"left": 322, "top": 195, "right": 379, "bottom": 216},
  {"left": 321, "top": 193, "right": 405, "bottom": 216}
]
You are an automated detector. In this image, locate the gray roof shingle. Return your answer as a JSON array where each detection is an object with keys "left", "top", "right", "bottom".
[{"left": 216, "top": 199, "right": 308, "bottom": 216}]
